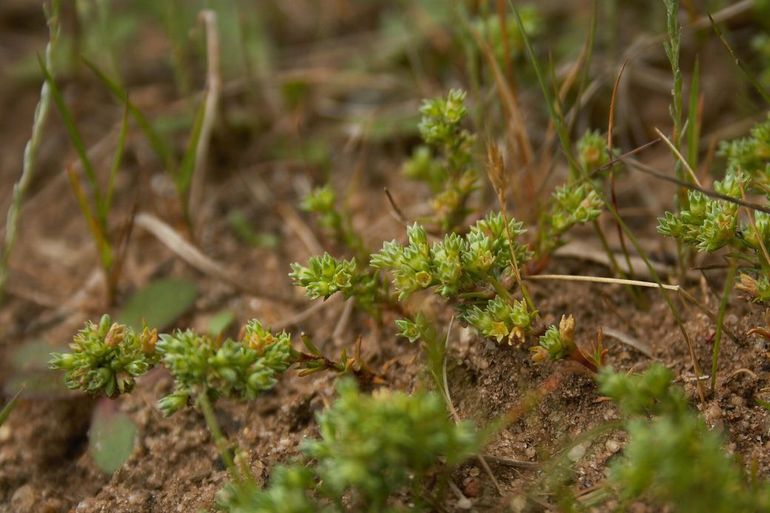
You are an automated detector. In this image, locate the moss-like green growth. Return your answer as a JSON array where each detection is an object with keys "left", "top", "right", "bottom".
[
  {"left": 220, "top": 379, "right": 479, "bottom": 513},
  {"left": 599, "top": 365, "right": 770, "bottom": 512}
]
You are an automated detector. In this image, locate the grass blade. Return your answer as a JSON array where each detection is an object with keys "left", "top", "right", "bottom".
[
  {"left": 103, "top": 101, "right": 130, "bottom": 220},
  {"left": 176, "top": 99, "right": 207, "bottom": 199},
  {"left": 509, "top": 1, "right": 579, "bottom": 176},
  {"left": 38, "top": 55, "right": 101, "bottom": 209},
  {"left": 85, "top": 59, "right": 177, "bottom": 174},
  {"left": 708, "top": 13, "right": 770, "bottom": 104},
  {"left": 0, "top": 387, "right": 23, "bottom": 426},
  {"left": 687, "top": 57, "right": 701, "bottom": 170}
]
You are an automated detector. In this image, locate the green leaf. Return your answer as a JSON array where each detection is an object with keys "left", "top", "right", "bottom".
[
  {"left": 208, "top": 310, "right": 235, "bottom": 337},
  {"left": 117, "top": 278, "right": 198, "bottom": 331},
  {"left": 89, "top": 399, "right": 137, "bottom": 474},
  {"left": 6, "top": 340, "right": 69, "bottom": 396},
  {"left": 85, "top": 59, "right": 176, "bottom": 175}
]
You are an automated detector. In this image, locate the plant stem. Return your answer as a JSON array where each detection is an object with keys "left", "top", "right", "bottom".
[
  {"left": 711, "top": 259, "right": 736, "bottom": 394},
  {"left": 197, "top": 392, "right": 239, "bottom": 481}
]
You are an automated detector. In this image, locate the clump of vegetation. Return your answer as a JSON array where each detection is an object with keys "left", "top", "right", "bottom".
[
  {"left": 301, "top": 185, "right": 367, "bottom": 260},
  {"left": 372, "top": 213, "right": 535, "bottom": 345},
  {"left": 600, "top": 365, "right": 770, "bottom": 512},
  {"left": 50, "top": 315, "right": 159, "bottom": 397},
  {"left": 220, "top": 379, "right": 479, "bottom": 513},
  {"left": 402, "top": 89, "right": 478, "bottom": 231},
  {"left": 536, "top": 130, "right": 607, "bottom": 256}
]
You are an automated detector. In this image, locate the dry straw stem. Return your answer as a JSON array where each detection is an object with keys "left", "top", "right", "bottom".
[
  {"left": 189, "top": 9, "right": 222, "bottom": 237},
  {"left": 654, "top": 127, "right": 702, "bottom": 186},
  {"left": 0, "top": 0, "right": 60, "bottom": 302},
  {"left": 135, "top": 212, "right": 291, "bottom": 305},
  {"left": 525, "top": 274, "right": 680, "bottom": 291}
]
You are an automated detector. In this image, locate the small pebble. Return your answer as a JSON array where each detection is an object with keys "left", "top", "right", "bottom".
[
  {"left": 0, "top": 424, "right": 12, "bottom": 442},
  {"left": 605, "top": 439, "right": 621, "bottom": 454},
  {"left": 567, "top": 443, "right": 587, "bottom": 463},
  {"left": 462, "top": 476, "right": 481, "bottom": 497},
  {"left": 11, "top": 484, "right": 37, "bottom": 513}
]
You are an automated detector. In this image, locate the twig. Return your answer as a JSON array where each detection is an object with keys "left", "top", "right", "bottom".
[
  {"left": 384, "top": 188, "right": 408, "bottom": 226},
  {"left": 602, "top": 327, "right": 653, "bottom": 358},
  {"left": 272, "top": 296, "right": 341, "bottom": 331},
  {"left": 190, "top": 10, "right": 222, "bottom": 236},
  {"left": 276, "top": 203, "right": 324, "bottom": 256},
  {"left": 135, "top": 212, "right": 291, "bottom": 304}
]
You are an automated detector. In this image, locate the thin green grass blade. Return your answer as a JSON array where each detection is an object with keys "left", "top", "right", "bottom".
[
  {"left": 0, "top": 387, "right": 23, "bottom": 426},
  {"left": 708, "top": 13, "right": 770, "bottom": 105},
  {"left": 38, "top": 55, "right": 101, "bottom": 208},
  {"left": 509, "top": 2, "right": 580, "bottom": 176},
  {"left": 103, "top": 101, "right": 129, "bottom": 220},
  {"left": 85, "top": 59, "right": 177, "bottom": 174},
  {"left": 176, "top": 98, "right": 207, "bottom": 196},
  {"left": 687, "top": 57, "right": 701, "bottom": 170}
]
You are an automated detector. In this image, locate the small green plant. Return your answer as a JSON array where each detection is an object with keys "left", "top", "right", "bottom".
[
  {"left": 535, "top": 130, "right": 607, "bottom": 256},
  {"left": 49, "top": 315, "right": 159, "bottom": 397},
  {"left": 301, "top": 185, "right": 366, "bottom": 260},
  {"left": 372, "top": 213, "right": 535, "bottom": 345},
  {"left": 402, "top": 89, "right": 478, "bottom": 231},
  {"left": 51, "top": 315, "right": 375, "bottom": 480},
  {"left": 220, "top": 379, "right": 479, "bottom": 513},
  {"left": 599, "top": 364, "right": 770, "bottom": 512},
  {"left": 289, "top": 253, "right": 386, "bottom": 317}
]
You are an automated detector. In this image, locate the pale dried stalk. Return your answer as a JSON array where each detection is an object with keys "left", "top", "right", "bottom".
[{"left": 190, "top": 10, "right": 222, "bottom": 236}]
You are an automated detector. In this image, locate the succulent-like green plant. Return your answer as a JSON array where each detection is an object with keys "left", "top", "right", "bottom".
[
  {"left": 372, "top": 212, "right": 536, "bottom": 344},
  {"left": 301, "top": 185, "right": 366, "bottom": 259},
  {"left": 718, "top": 116, "right": 770, "bottom": 192},
  {"left": 657, "top": 169, "right": 745, "bottom": 252},
  {"left": 402, "top": 89, "right": 478, "bottom": 230},
  {"left": 155, "top": 321, "right": 294, "bottom": 416},
  {"left": 599, "top": 365, "right": 770, "bottom": 512},
  {"left": 535, "top": 130, "right": 609, "bottom": 255},
  {"left": 220, "top": 379, "right": 479, "bottom": 513},
  {"left": 289, "top": 253, "right": 384, "bottom": 315},
  {"left": 50, "top": 314, "right": 158, "bottom": 397},
  {"left": 530, "top": 314, "right": 576, "bottom": 363}
]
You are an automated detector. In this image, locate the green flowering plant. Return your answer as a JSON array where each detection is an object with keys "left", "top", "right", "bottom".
[
  {"left": 402, "top": 89, "right": 478, "bottom": 231},
  {"left": 372, "top": 212, "right": 536, "bottom": 345},
  {"left": 155, "top": 320, "right": 295, "bottom": 416},
  {"left": 536, "top": 130, "right": 607, "bottom": 255},
  {"left": 289, "top": 253, "right": 386, "bottom": 315},
  {"left": 220, "top": 379, "right": 479, "bottom": 513},
  {"left": 49, "top": 314, "right": 159, "bottom": 397},
  {"left": 52, "top": 317, "right": 374, "bottom": 415},
  {"left": 599, "top": 365, "right": 770, "bottom": 512},
  {"left": 657, "top": 169, "right": 745, "bottom": 253},
  {"left": 658, "top": 118, "right": 770, "bottom": 303},
  {"left": 718, "top": 116, "right": 770, "bottom": 192}
]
